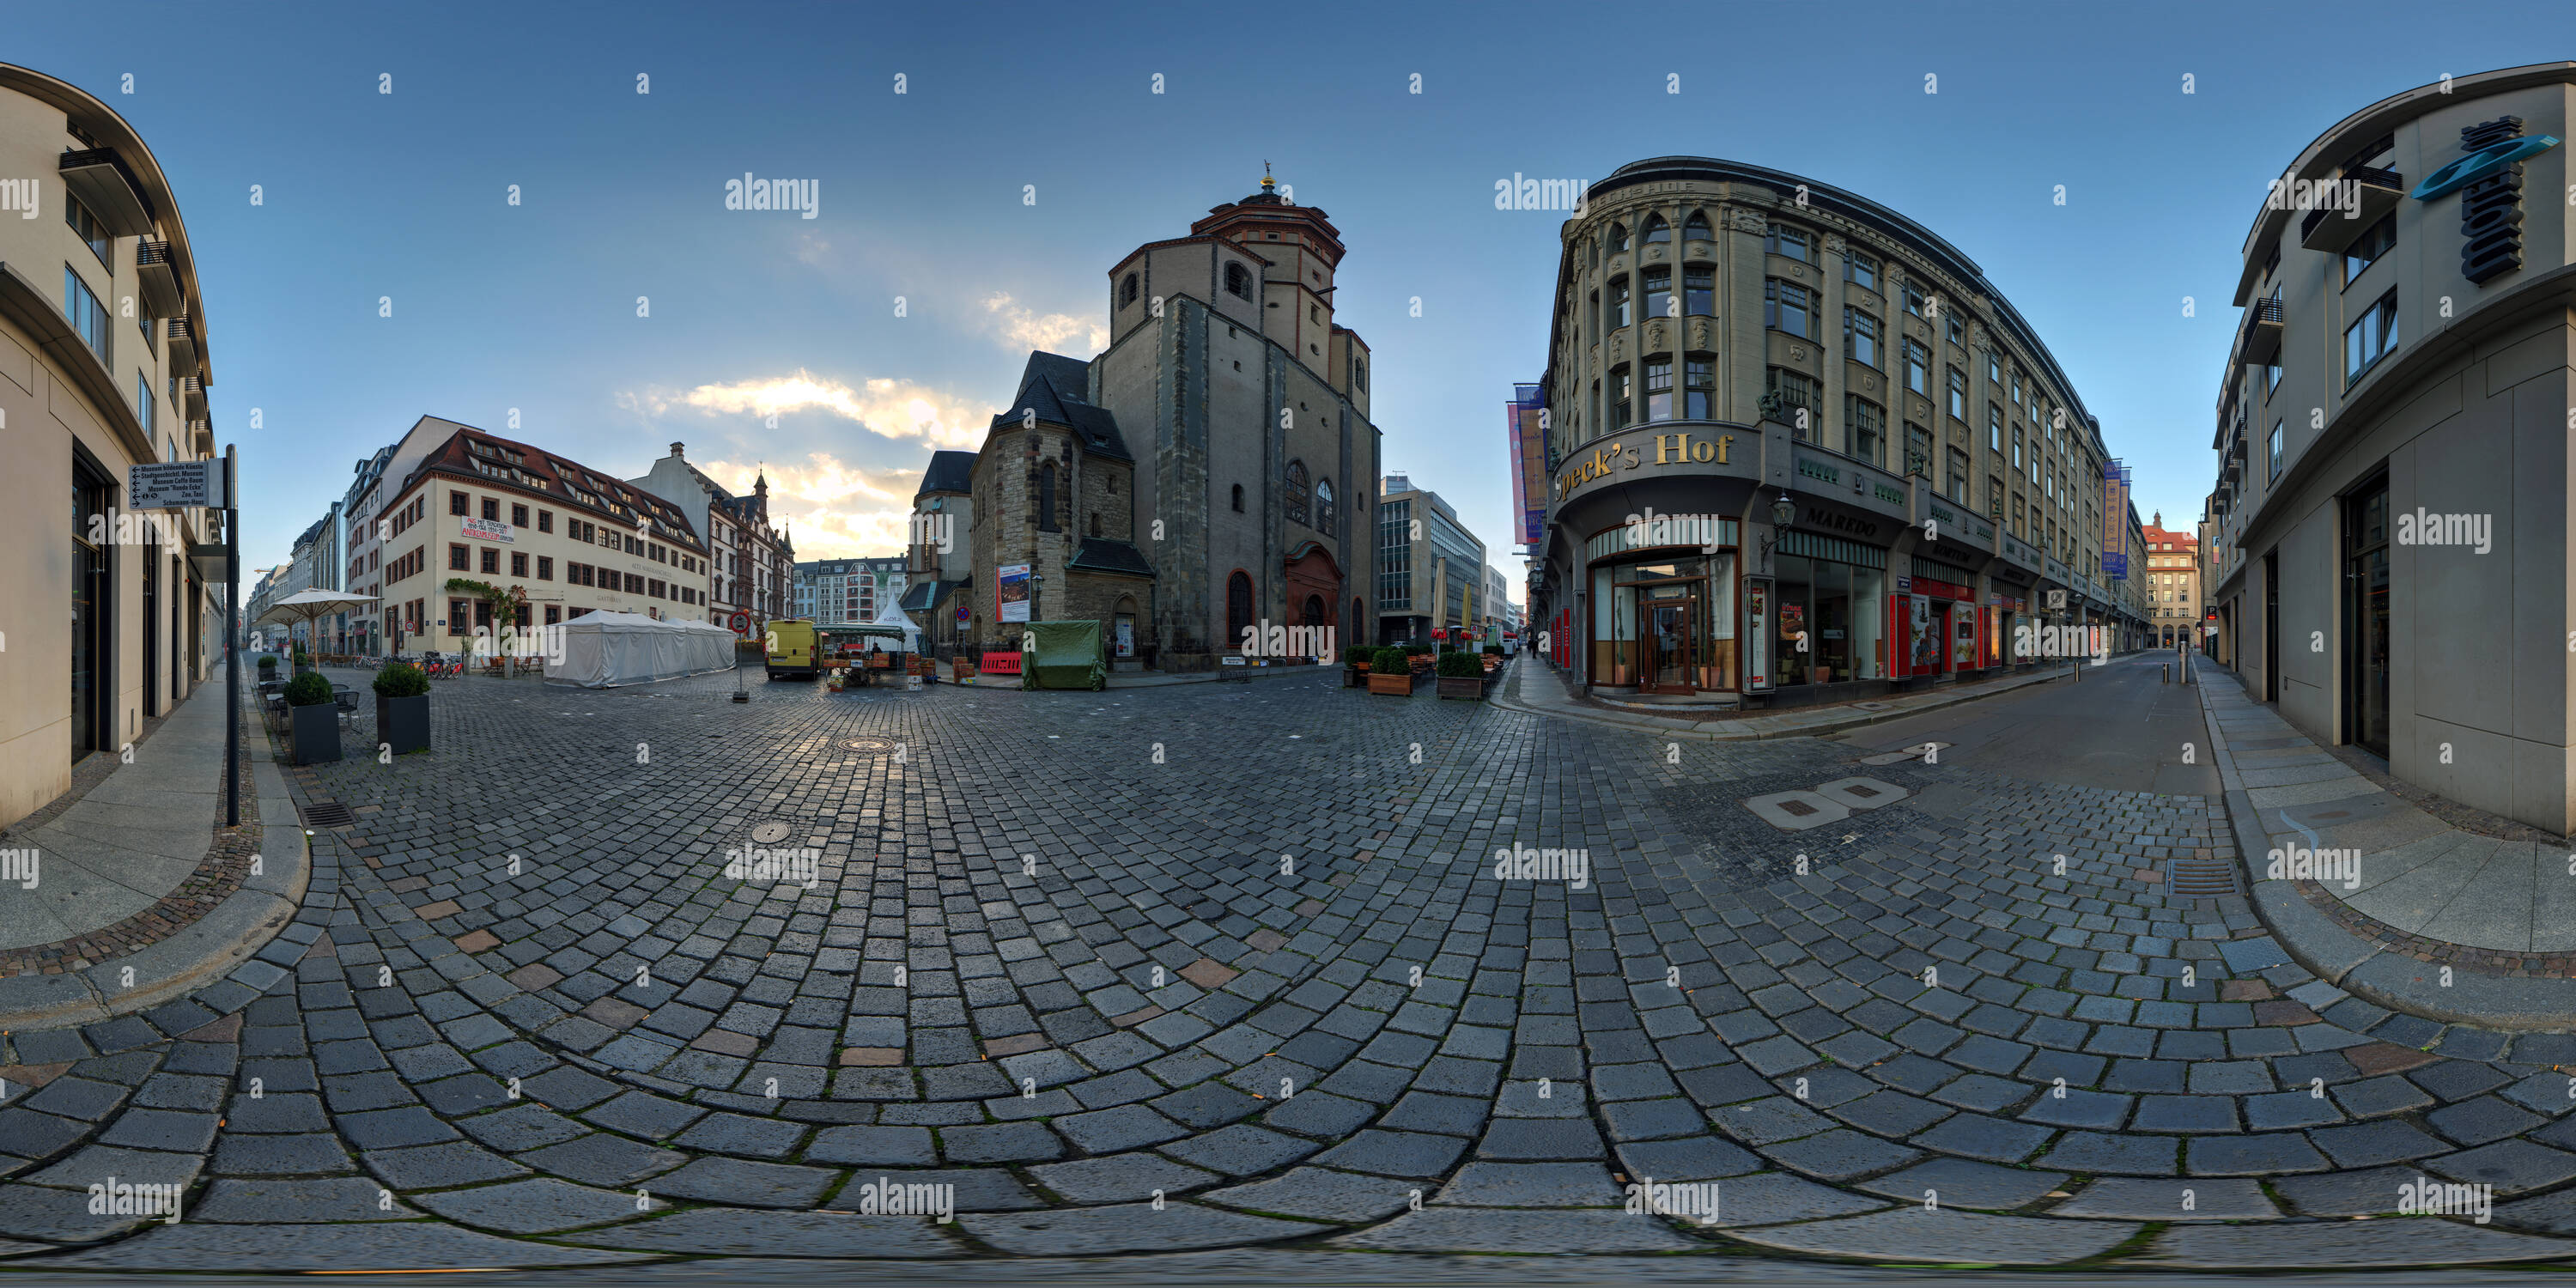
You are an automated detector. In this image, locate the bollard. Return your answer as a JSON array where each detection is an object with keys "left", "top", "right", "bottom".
[{"left": 2162, "top": 662, "right": 2171, "bottom": 683}]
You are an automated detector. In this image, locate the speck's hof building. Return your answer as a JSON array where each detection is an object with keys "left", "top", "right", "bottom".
[
  {"left": 1529, "top": 158, "right": 2138, "bottom": 707},
  {"left": 2204, "top": 63, "right": 2576, "bottom": 832}
]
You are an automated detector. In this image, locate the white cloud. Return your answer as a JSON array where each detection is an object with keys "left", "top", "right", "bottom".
[
  {"left": 696, "top": 454, "right": 920, "bottom": 559},
  {"left": 982, "top": 292, "right": 1107, "bottom": 357},
  {"left": 628, "top": 370, "right": 989, "bottom": 449}
]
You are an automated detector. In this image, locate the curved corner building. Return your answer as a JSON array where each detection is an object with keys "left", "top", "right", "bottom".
[
  {"left": 0, "top": 64, "right": 219, "bottom": 828},
  {"left": 1529, "top": 158, "right": 2142, "bottom": 706},
  {"left": 2202, "top": 63, "right": 2576, "bottom": 832}
]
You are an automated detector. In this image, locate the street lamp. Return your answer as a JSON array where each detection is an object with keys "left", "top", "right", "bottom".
[
  {"left": 1029, "top": 571, "right": 1045, "bottom": 623},
  {"left": 1757, "top": 491, "right": 1795, "bottom": 571}
]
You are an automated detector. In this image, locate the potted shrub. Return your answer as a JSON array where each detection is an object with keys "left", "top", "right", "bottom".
[
  {"left": 1367, "top": 647, "right": 1415, "bottom": 696},
  {"left": 1343, "top": 646, "right": 1372, "bottom": 688},
  {"left": 372, "top": 661, "right": 431, "bottom": 756},
  {"left": 1437, "top": 648, "right": 1486, "bottom": 700},
  {"left": 284, "top": 671, "right": 341, "bottom": 764}
]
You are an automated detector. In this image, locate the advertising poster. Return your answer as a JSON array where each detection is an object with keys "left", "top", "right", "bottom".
[
  {"left": 996, "top": 563, "right": 1031, "bottom": 623},
  {"left": 1908, "top": 596, "right": 1937, "bottom": 671},
  {"left": 1953, "top": 609, "right": 1978, "bottom": 668},
  {"left": 1744, "top": 577, "right": 1771, "bottom": 690}
]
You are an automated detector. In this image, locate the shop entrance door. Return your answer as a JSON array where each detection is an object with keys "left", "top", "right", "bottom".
[{"left": 1640, "top": 597, "right": 1696, "bottom": 693}]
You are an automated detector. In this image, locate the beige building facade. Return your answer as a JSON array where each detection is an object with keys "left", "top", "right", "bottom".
[
  {"left": 2205, "top": 62, "right": 2576, "bottom": 831},
  {"left": 361, "top": 422, "right": 712, "bottom": 647},
  {"left": 0, "top": 63, "right": 221, "bottom": 829},
  {"left": 1529, "top": 157, "right": 2142, "bottom": 705},
  {"left": 2143, "top": 514, "right": 2201, "bottom": 649}
]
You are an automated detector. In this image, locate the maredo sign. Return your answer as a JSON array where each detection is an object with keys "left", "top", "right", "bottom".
[{"left": 1554, "top": 431, "right": 1735, "bottom": 503}]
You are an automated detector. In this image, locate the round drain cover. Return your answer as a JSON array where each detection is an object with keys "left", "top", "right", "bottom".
[
  {"left": 750, "top": 821, "right": 793, "bottom": 844},
  {"left": 841, "top": 737, "right": 896, "bottom": 753}
]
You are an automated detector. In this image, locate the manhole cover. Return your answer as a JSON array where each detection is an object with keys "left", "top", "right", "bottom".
[
  {"left": 1780, "top": 799, "right": 1819, "bottom": 817},
  {"left": 841, "top": 737, "right": 896, "bottom": 753},
  {"left": 750, "top": 821, "right": 793, "bottom": 844}
]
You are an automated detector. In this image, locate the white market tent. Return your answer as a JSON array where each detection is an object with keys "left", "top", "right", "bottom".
[
  {"left": 544, "top": 611, "right": 737, "bottom": 688},
  {"left": 852, "top": 596, "right": 925, "bottom": 653}
]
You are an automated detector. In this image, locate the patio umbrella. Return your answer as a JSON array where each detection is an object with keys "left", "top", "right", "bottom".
[{"left": 255, "top": 588, "right": 380, "bottom": 654}]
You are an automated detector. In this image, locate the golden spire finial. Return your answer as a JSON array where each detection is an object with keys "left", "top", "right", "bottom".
[{"left": 1261, "top": 161, "right": 1274, "bottom": 191}]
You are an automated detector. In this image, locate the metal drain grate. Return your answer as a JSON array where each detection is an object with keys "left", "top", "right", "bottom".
[
  {"left": 2167, "top": 857, "right": 2241, "bottom": 900},
  {"left": 300, "top": 800, "right": 355, "bottom": 829},
  {"left": 840, "top": 737, "right": 896, "bottom": 754}
]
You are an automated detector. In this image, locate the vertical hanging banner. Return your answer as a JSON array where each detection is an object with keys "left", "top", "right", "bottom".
[{"left": 2101, "top": 460, "right": 2131, "bottom": 580}]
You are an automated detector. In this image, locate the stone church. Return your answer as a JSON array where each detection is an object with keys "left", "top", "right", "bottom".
[{"left": 968, "top": 173, "right": 1382, "bottom": 670}]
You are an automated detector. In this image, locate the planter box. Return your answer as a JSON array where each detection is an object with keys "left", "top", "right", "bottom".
[
  {"left": 375, "top": 693, "right": 430, "bottom": 756},
  {"left": 290, "top": 703, "right": 342, "bottom": 765},
  {"left": 1437, "top": 676, "right": 1485, "bottom": 701},
  {"left": 1367, "top": 671, "right": 1415, "bottom": 696},
  {"left": 1344, "top": 667, "right": 1364, "bottom": 688}
]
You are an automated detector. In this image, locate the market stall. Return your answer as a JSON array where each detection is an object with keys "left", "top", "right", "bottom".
[{"left": 544, "top": 611, "right": 737, "bottom": 688}]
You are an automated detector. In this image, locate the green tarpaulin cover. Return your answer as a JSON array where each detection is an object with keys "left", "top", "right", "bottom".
[{"left": 1022, "top": 620, "right": 1104, "bottom": 690}]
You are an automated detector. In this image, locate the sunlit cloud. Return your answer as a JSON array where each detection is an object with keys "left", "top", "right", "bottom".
[
  {"left": 982, "top": 292, "right": 1107, "bottom": 357},
  {"left": 626, "top": 370, "right": 989, "bottom": 449},
  {"left": 696, "top": 454, "right": 921, "bottom": 559}
]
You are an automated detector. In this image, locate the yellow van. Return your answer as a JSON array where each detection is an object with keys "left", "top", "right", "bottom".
[{"left": 765, "top": 618, "right": 819, "bottom": 680}]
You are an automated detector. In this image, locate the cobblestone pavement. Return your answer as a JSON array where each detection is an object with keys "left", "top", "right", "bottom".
[{"left": 4, "top": 658, "right": 2576, "bottom": 1273}]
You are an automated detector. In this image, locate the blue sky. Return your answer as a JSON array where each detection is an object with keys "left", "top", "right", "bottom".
[{"left": 15, "top": 0, "right": 2576, "bottom": 588}]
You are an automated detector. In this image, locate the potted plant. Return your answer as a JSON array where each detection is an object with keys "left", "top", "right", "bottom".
[
  {"left": 284, "top": 671, "right": 341, "bottom": 764},
  {"left": 1367, "top": 647, "right": 1415, "bottom": 696},
  {"left": 1437, "top": 648, "right": 1486, "bottom": 700},
  {"left": 372, "top": 660, "right": 431, "bottom": 756},
  {"left": 1343, "top": 646, "right": 1372, "bottom": 688}
]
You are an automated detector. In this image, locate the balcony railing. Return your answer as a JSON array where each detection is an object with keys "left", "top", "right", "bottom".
[
  {"left": 58, "top": 148, "right": 155, "bottom": 237},
  {"left": 2239, "top": 298, "right": 2283, "bottom": 367},
  {"left": 2299, "top": 167, "right": 2405, "bottom": 252},
  {"left": 134, "top": 240, "right": 182, "bottom": 319}
]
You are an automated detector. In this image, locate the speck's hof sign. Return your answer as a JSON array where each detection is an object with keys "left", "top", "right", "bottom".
[{"left": 1554, "top": 431, "right": 1735, "bottom": 503}]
